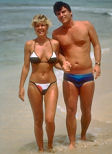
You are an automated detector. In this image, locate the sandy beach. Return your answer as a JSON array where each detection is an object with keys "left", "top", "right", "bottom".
[{"left": 0, "top": 48, "right": 112, "bottom": 154}]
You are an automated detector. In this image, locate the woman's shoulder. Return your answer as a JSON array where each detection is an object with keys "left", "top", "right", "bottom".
[
  {"left": 49, "top": 38, "right": 60, "bottom": 51},
  {"left": 25, "top": 40, "right": 34, "bottom": 47},
  {"left": 50, "top": 38, "right": 59, "bottom": 46},
  {"left": 24, "top": 40, "right": 34, "bottom": 53}
]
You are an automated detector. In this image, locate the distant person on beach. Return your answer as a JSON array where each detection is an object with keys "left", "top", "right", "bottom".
[
  {"left": 52, "top": 1, "right": 101, "bottom": 149},
  {"left": 18, "top": 14, "right": 62, "bottom": 152}
]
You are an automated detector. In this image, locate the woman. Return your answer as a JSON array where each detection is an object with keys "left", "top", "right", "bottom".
[{"left": 19, "top": 14, "right": 60, "bottom": 152}]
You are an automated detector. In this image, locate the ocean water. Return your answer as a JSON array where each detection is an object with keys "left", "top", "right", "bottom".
[
  {"left": 0, "top": 0, "right": 112, "bottom": 153},
  {"left": 0, "top": 0, "right": 112, "bottom": 68}
]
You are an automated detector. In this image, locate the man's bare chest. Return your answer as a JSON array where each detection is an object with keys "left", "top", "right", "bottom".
[{"left": 57, "top": 31, "right": 87, "bottom": 48}]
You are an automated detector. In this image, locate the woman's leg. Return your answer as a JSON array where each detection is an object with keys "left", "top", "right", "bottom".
[
  {"left": 44, "top": 83, "right": 58, "bottom": 150},
  {"left": 28, "top": 82, "right": 44, "bottom": 151}
]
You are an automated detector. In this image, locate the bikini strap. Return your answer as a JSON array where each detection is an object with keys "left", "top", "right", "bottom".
[
  {"left": 48, "top": 38, "right": 53, "bottom": 52},
  {"left": 33, "top": 40, "right": 36, "bottom": 51}
]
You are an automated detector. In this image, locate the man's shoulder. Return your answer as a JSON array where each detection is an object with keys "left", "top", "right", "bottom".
[
  {"left": 76, "top": 20, "right": 91, "bottom": 25},
  {"left": 83, "top": 20, "right": 92, "bottom": 25},
  {"left": 75, "top": 20, "right": 93, "bottom": 30}
]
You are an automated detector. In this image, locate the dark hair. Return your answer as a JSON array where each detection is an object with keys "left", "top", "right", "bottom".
[{"left": 53, "top": 1, "right": 71, "bottom": 15}]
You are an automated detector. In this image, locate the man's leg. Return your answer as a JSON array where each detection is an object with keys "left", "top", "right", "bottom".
[
  {"left": 80, "top": 81, "right": 95, "bottom": 140},
  {"left": 63, "top": 80, "right": 79, "bottom": 149}
]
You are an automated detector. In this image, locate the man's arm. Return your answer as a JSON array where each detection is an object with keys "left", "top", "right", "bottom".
[{"left": 88, "top": 22, "right": 101, "bottom": 79}]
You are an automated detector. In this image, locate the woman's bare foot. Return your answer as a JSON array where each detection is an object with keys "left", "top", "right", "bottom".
[
  {"left": 69, "top": 143, "right": 75, "bottom": 150},
  {"left": 38, "top": 149, "right": 44, "bottom": 153},
  {"left": 47, "top": 147, "right": 55, "bottom": 153}
]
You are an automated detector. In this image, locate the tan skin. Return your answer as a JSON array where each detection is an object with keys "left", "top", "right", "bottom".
[
  {"left": 19, "top": 22, "right": 60, "bottom": 152},
  {"left": 53, "top": 6, "right": 101, "bottom": 149}
]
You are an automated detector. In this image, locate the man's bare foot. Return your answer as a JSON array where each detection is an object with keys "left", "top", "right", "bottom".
[{"left": 81, "top": 135, "right": 86, "bottom": 141}]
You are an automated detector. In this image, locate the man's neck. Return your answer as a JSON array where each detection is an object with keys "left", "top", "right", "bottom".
[{"left": 62, "top": 19, "right": 74, "bottom": 29}]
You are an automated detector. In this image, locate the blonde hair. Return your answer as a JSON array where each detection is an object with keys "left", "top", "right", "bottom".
[{"left": 32, "top": 14, "right": 52, "bottom": 27}]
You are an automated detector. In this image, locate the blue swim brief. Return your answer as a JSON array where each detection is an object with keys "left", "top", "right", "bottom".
[{"left": 63, "top": 72, "right": 94, "bottom": 88}]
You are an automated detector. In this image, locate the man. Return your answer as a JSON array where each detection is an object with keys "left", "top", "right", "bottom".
[{"left": 52, "top": 1, "right": 101, "bottom": 149}]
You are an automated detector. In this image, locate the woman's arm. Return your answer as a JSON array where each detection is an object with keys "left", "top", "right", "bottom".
[
  {"left": 52, "top": 39, "right": 71, "bottom": 71},
  {"left": 18, "top": 41, "right": 31, "bottom": 101}
]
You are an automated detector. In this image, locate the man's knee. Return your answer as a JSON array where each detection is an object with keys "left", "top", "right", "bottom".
[
  {"left": 82, "top": 108, "right": 91, "bottom": 117},
  {"left": 34, "top": 118, "right": 43, "bottom": 128},
  {"left": 67, "top": 106, "right": 76, "bottom": 117}
]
